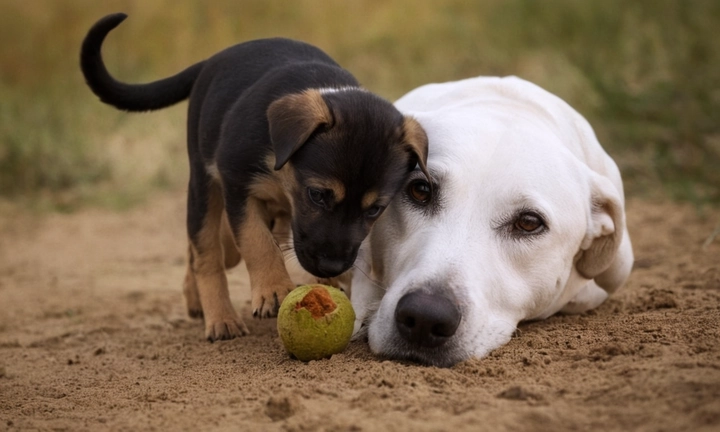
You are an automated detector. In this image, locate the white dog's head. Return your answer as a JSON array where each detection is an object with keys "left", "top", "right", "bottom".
[{"left": 351, "top": 76, "right": 634, "bottom": 367}]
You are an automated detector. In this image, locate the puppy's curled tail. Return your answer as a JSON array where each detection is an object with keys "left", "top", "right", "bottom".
[{"left": 80, "top": 13, "right": 205, "bottom": 112}]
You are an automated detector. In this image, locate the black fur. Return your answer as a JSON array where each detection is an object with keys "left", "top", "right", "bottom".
[
  {"left": 80, "top": 13, "right": 426, "bottom": 297},
  {"left": 80, "top": 14, "right": 204, "bottom": 111}
]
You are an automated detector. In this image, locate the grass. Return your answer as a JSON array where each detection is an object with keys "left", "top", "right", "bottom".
[{"left": 1, "top": 0, "right": 718, "bottom": 209}]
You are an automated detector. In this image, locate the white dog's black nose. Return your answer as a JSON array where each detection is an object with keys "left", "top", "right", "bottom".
[{"left": 394, "top": 292, "right": 461, "bottom": 348}]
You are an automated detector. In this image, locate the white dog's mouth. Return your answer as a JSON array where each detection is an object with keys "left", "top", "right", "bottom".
[
  {"left": 367, "top": 287, "right": 470, "bottom": 368},
  {"left": 371, "top": 332, "right": 467, "bottom": 368},
  {"left": 379, "top": 343, "right": 466, "bottom": 368}
]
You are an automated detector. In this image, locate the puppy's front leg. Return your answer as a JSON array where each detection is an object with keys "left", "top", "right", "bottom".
[{"left": 237, "top": 196, "right": 295, "bottom": 318}]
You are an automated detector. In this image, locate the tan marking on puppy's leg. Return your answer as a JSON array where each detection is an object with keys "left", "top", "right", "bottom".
[
  {"left": 193, "top": 183, "right": 249, "bottom": 341},
  {"left": 183, "top": 244, "right": 203, "bottom": 319},
  {"left": 237, "top": 196, "right": 295, "bottom": 318},
  {"left": 220, "top": 211, "right": 241, "bottom": 270}
]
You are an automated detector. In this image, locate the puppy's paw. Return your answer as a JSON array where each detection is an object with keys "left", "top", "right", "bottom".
[
  {"left": 204, "top": 314, "right": 250, "bottom": 342},
  {"left": 252, "top": 286, "right": 293, "bottom": 319}
]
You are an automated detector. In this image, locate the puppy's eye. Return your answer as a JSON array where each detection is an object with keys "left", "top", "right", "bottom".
[
  {"left": 307, "top": 188, "right": 326, "bottom": 207},
  {"left": 513, "top": 212, "right": 544, "bottom": 233},
  {"left": 365, "top": 205, "right": 384, "bottom": 219},
  {"left": 407, "top": 179, "right": 431, "bottom": 204}
]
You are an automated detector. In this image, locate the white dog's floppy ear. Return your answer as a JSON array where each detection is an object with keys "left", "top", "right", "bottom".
[
  {"left": 267, "top": 89, "right": 332, "bottom": 170},
  {"left": 575, "top": 173, "right": 625, "bottom": 281}
]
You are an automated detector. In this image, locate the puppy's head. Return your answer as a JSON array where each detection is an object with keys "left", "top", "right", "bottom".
[{"left": 267, "top": 88, "right": 428, "bottom": 278}]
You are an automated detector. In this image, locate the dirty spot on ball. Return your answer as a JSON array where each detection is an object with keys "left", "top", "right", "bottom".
[{"left": 296, "top": 286, "right": 337, "bottom": 318}]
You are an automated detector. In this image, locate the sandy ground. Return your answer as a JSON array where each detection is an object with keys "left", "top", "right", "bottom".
[{"left": 0, "top": 190, "right": 719, "bottom": 431}]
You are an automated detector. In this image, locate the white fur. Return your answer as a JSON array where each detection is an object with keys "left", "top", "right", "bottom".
[
  {"left": 351, "top": 76, "right": 633, "bottom": 367},
  {"left": 317, "top": 86, "right": 366, "bottom": 94}
]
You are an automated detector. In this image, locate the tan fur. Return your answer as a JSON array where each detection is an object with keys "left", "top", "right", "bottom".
[
  {"left": 361, "top": 190, "right": 379, "bottom": 210},
  {"left": 183, "top": 181, "right": 249, "bottom": 339},
  {"left": 237, "top": 195, "right": 296, "bottom": 317},
  {"left": 249, "top": 173, "right": 293, "bottom": 219},
  {"left": 182, "top": 244, "right": 202, "bottom": 318},
  {"left": 188, "top": 161, "right": 310, "bottom": 329},
  {"left": 267, "top": 89, "right": 333, "bottom": 169},
  {"left": 217, "top": 160, "right": 300, "bottom": 316},
  {"left": 268, "top": 90, "right": 332, "bottom": 127},
  {"left": 402, "top": 116, "right": 431, "bottom": 182},
  {"left": 307, "top": 178, "right": 346, "bottom": 203},
  {"left": 300, "top": 89, "right": 333, "bottom": 124}
]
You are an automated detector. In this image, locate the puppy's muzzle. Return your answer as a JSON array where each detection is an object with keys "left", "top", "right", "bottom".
[
  {"left": 315, "top": 254, "right": 350, "bottom": 278},
  {"left": 394, "top": 291, "right": 462, "bottom": 348},
  {"left": 297, "top": 240, "right": 358, "bottom": 278}
]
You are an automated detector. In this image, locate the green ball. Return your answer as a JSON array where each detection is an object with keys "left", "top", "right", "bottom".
[{"left": 277, "top": 284, "right": 355, "bottom": 361}]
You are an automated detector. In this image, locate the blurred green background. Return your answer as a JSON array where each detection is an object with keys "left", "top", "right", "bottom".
[{"left": 1, "top": 0, "right": 718, "bottom": 210}]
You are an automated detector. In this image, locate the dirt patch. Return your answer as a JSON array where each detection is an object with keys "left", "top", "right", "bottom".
[{"left": 1, "top": 191, "right": 719, "bottom": 431}]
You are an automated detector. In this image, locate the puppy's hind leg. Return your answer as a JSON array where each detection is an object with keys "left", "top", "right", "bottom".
[
  {"left": 186, "top": 178, "right": 249, "bottom": 341},
  {"left": 184, "top": 211, "right": 241, "bottom": 318},
  {"left": 221, "top": 210, "right": 241, "bottom": 270},
  {"left": 182, "top": 212, "right": 238, "bottom": 320},
  {"left": 183, "top": 243, "right": 203, "bottom": 319}
]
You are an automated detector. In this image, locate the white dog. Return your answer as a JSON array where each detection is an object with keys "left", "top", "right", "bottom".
[{"left": 351, "top": 76, "right": 634, "bottom": 367}]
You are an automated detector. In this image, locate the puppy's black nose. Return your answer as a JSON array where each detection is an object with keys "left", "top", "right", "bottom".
[
  {"left": 315, "top": 258, "right": 348, "bottom": 278},
  {"left": 395, "top": 291, "right": 461, "bottom": 348}
]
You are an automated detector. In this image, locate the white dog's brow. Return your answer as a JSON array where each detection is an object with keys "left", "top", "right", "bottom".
[
  {"left": 491, "top": 191, "right": 553, "bottom": 220},
  {"left": 411, "top": 166, "right": 443, "bottom": 184}
]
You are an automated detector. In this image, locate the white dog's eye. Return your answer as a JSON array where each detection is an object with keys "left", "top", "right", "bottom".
[
  {"left": 407, "top": 179, "right": 431, "bottom": 204},
  {"left": 513, "top": 212, "right": 544, "bottom": 233}
]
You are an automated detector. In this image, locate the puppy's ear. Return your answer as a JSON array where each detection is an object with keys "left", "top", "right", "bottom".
[
  {"left": 575, "top": 174, "right": 626, "bottom": 281},
  {"left": 402, "top": 116, "right": 431, "bottom": 181},
  {"left": 267, "top": 90, "right": 332, "bottom": 170}
]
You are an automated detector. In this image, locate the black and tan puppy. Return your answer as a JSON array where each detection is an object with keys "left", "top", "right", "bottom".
[{"left": 80, "top": 13, "right": 428, "bottom": 341}]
